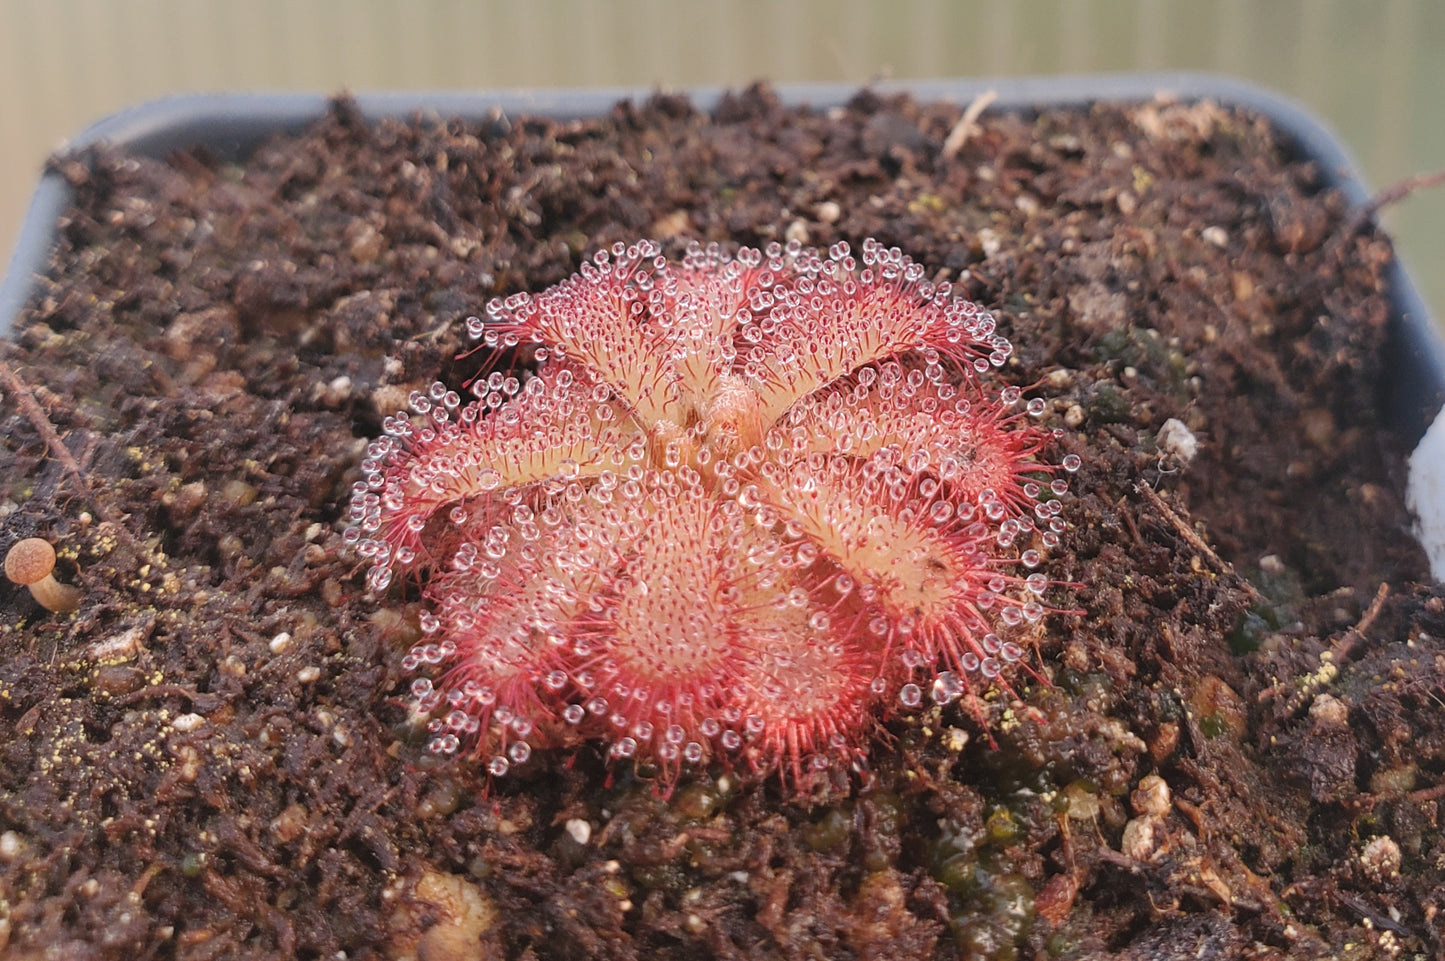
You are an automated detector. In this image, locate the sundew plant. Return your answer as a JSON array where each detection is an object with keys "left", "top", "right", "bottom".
[{"left": 346, "top": 238, "right": 1076, "bottom": 790}]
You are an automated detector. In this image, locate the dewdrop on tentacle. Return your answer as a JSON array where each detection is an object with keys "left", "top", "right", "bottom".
[{"left": 346, "top": 237, "right": 1077, "bottom": 793}]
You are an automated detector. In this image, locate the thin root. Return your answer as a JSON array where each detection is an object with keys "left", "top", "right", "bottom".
[
  {"left": 1257, "top": 582, "right": 1390, "bottom": 711},
  {"left": 0, "top": 359, "right": 137, "bottom": 547},
  {"left": 1338, "top": 169, "right": 1445, "bottom": 242},
  {"left": 942, "top": 89, "right": 998, "bottom": 160},
  {"left": 1135, "top": 482, "right": 1260, "bottom": 604}
]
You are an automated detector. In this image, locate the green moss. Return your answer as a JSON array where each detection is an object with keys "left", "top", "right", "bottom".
[
  {"left": 985, "top": 807, "right": 1022, "bottom": 846},
  {"left": 1087, "top": 384, "right": 1131, "bottom": 424},
  {"left": 908, "top": 192, "right": 948, "bottom": 214},
  {"left": 1197, "top": 714, "right": 1231, "bottom": 738},
  {"left": 1227, "top": 610, "right": 1271, "bottom": 653},
  {"left": 1093, "top": 326, "right": 1189, "bottom": 396},
  {"left": 859, "top": 791, "right": 905, "bottom": 871},
  {"left": 801, "top": 806, "right": 852, "bottom": 854},
  {"left": 946, "top": 867, "right": 1037, "bottom": 961},
  {"left": 1229, "top": 557, "right": 1304, "bottom": 652},
  {"left": 631, "top": 862, "right": 688, "bottom": 893},
  {"left": 672, "top": 782, "right": 722, "bottom": 821}
]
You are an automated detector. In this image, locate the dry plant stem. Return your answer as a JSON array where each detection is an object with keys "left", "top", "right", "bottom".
[
  {"left": 1407, "top": 779, "right": 1445, "bottom": 804},
  {"left": 1257, "top": 582, "right": 1390, "bottom": 710},
  {"left": 0, "top": 360, "right": 90, "bottom": 489},
  {"left": 1338, "top": 168, "right": 1445, "bottom": 241},
  {"left": 942, "top": 89, "right": 997, "bottom": 159},
  {"left": 1330, "top": 580, "right": 1390, "bottom": 664},
  {"left": 0, "top": 359, "right": 134, "bottom": 546},
  {"left": 1135, "top": 482, "right": 1260, "bottom": 604}
]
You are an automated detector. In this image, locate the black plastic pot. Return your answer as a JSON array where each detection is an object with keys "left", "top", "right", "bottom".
[{"left": 3, "top": 73, "right": 1442, "bottom": 519}]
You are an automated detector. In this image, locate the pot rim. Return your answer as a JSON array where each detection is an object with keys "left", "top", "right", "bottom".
[{"left": 2, "top": 72, "right": 1440, "bottom": 440}]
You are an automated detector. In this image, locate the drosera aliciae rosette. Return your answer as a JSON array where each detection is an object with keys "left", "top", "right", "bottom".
[{"left": 346, "top": 237, "right": 1079, "bottom": 791}]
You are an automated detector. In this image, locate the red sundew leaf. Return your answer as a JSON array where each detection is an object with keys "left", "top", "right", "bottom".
[
  {"left": 423, "top": 588, "right": 561, "bottom": 758},
  {"left": 767, "top": 360, "right": 1052, "bottom": 517},
  {"left": 730, "top": 602, "right": 884, "bottom": 789},
  {"left": 566, "top": 488, "right": 749, "bottom": 730},
  {"left": 738, "top": 239, "right": 1003, "bottom": 427},
  {"left": 751, "top": 456, "right": 1041, "bottom": 683},
  {"left": 483, "top": 240, "right": 688, "bottom": 431},
  {"left": 348, "top": 237, "right": 1073, "bottom": 794},
  {"left": 357, "top": 368, "right": 644, "bottom": 581},
  {"left": 940, "top": 400, "right": 1055, "bottom": 518}
]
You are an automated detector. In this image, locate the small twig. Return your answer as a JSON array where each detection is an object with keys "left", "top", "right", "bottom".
[
  {"left": 1135, "top": 482, "right": 1260, "bottom": 604},
  {"left": 1257, "top": 582, "right": 1390, "bottom": 708},
  {"left": 1331, "top": 581, "right": 1390, "bottom": 664},
  {"left": 0, "top": 359, "right": 136, "bottom": 546},
  {"left": 1339, "top": 169, "right": 1445, "bottom": 242},
  {"left": 1407, "top": 780, "right": 1445, "bottom": 805},
  {"left": 942, "top": 89, "right": 997, "bottom": 160},
  {"left": 0, "top": 360, "right": 92, "bottom": 495},
  {"left": 1093, "top": 847, "right": 1147, "bottom": 873}
]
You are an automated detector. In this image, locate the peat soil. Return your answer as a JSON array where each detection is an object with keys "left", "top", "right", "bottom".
[{"left": 1, "top": 86, "right": 1443, "bottom": 960}]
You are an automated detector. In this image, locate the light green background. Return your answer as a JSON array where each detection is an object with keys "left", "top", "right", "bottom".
[{"left": 2, "top": 0, "right": 1441, "bottom": 326}]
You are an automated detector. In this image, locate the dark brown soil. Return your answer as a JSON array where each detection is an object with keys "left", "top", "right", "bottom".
[{"left": 2, "top": 85, "right": 1443, "bottom": 960}]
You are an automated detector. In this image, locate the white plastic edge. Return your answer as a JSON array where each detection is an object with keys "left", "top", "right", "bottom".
[{"left": 1408, "top": 409, "right": 1445, "bottom": 580}]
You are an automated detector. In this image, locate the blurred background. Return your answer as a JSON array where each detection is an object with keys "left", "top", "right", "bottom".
[{"left": 2, "top": 0, "right": 1442, "bottom": 325}]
